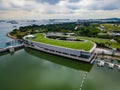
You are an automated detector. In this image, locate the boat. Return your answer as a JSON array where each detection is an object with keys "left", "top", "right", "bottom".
[
  {"left": 118, "top": 65, "right": 120, "bottom": 70},
  {"left": 97, "top": 60, "right": 105, "bottom": 67},
  {"left": 108, "top": 63, "right": 114, "bottom": 69}
]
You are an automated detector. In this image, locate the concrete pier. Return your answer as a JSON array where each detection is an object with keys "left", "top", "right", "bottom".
[
  {"left": 96, "top": 59, "right": 120, "bottom": 70},
  {"left": 0, "top": 44, "right": 24, "bottom": 53}
]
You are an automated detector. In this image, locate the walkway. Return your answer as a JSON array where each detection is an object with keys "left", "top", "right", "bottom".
[
  {"left": 95, "top": 48, "right": 120, "bottom": 56},
  {"left": 0, "top": 44, "right": 24, "bottom": 53}
]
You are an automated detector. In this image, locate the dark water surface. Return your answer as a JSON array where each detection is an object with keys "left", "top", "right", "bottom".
[
  {"left": 0, "top": 48, "right": 120, "bottom": 90},
  {"left": 0, "top": 21, "right": 120, "bottom": 90},
  {"left": 0, "top": 49, "right": 90, "bottom": 90}
]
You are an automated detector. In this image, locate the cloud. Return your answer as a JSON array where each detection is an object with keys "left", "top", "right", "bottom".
[
  {"left": 69, "top": 0, "right": 81, "bottom": 2},
  {"left": 36, "top": 0, "right": 60, "bottom": 4},
  {"left": 86, "top": 0, "right": 120, "bottom": 10},
  {"left": 0, "top": 0, "right": 120, "bottom": 19}
]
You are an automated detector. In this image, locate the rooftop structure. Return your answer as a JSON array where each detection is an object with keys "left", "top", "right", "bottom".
[
  {"left": 31, "top": 33, "right": 94, "bottom": 51},
  {"left": 23, "top": 33, "right": 96, "bottom": 62}
]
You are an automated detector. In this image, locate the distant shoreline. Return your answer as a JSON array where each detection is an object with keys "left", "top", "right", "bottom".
[{"left": 6, "top": 32, "right": 17, "bottom": 40}]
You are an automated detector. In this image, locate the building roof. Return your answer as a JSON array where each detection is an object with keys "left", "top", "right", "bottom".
[
  {"left": 25, "top": 35, "right": 35, "bottom": 38},
  {"left": 27, "top": 33, "right": 95, "bottom": 52}
]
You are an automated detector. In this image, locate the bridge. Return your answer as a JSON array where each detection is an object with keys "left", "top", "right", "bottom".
[{"left": 0, "top": 44, "right": 24, "bottom": 53}]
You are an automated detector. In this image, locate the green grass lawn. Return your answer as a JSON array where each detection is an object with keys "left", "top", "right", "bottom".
[
  {"left": 102, "top": 24, "right": 120, "bottom": 31},
  {"left": 31, "top": 33, "right": 94, "bottom": 51},
  {"left": 76, "top": 36, "right": 120, "bottom": 49}
]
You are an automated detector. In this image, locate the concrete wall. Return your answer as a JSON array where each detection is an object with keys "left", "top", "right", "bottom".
[
  {"left": 24, "top": 40, "right": 93, "bottom": 57},
  {"left": 31, "top": 41, "right": 81, "bottom": 56}
]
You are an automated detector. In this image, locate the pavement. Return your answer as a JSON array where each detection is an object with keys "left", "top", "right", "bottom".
[{"left": 95, "top": 48, "right": 120, "bottom": 56}]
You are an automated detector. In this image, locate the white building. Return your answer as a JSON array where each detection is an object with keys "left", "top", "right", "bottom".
[{"left": 23, "top": 35, "right": 96, "bottom": 63}]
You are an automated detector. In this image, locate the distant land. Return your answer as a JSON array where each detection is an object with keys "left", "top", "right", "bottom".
[
  {"left": 0, "top": 18, "right": 120, "bottom": 21},
  {"left": 105, "top": 18, "right": 120, "bottom": 20}
]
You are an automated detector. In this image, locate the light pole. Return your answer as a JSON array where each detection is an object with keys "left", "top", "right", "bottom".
[
  {"left": 101, "top": 50, "right": 105, "bottom": 60},
  {"left": 111, "top": 48, "right": 116, "bottom": 62}
]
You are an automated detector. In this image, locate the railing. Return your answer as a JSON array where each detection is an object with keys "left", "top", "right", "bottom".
[
  {"left": 26, "top": 44, "right": 95, "bottom": 62},
  {"left": 0, "top": 44, "right": 24, "bottom": 53}
]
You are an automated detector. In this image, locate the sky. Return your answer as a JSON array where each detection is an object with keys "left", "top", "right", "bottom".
[{"left": 0, "top": 0, "right": 120, "bottom": 20}]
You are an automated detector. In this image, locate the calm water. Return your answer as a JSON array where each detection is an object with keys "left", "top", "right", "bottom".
[
  {"left": 0, "top": 21, "right": 120, "bottom": 90},
  {"left": 0, "top": 20, "right": 51, "bottom": 48}
]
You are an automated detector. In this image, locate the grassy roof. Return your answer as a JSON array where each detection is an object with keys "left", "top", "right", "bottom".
[{"left": 31, "top": 33, "right": 94, "bottom": 51}]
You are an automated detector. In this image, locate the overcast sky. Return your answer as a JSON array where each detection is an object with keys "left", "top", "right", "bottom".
[{"left": 0, "top": 0, "right": 120, "bottom": 20}]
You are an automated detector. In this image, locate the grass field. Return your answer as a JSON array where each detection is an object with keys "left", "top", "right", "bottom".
[
  {"left": 76, "top": 36, "right": 120, "bottom": 49},
  {"left": 31, "top": 33, "right": 94, "bottom": 51},
  {"left": 101, "top": 24, "right": 120, "bottom": 31}
]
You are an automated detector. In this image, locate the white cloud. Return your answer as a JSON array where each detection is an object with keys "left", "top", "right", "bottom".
[{"left": 0, "top": 0, "right": 120, "bottom": 19}]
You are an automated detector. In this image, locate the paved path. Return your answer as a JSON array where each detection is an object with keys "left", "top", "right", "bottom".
[
  {"left": 95, "top": 48, "right": 120, "bottom": 56},
  {"left": 0, "top": 44, "right": 24, "bottom": 53}
]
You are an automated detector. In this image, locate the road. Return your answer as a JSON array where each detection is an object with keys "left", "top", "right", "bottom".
[{"left": 95, "top": 48, "right": 120, "bottom": 56}]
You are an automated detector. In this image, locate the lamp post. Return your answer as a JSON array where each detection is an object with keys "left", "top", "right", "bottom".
[
  {"left": 111, "top": 48, "right": 116, "bottom": 62},
  {"left": 101, "top": 51, "right": 105, "bottom": 60}
]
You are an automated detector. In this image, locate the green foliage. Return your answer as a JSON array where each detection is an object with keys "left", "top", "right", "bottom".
[
  {"left": 16, "top": 35, "right": 23, "bottom": 39},
  {"left": 9, "top": 22, "right": 120, "bottom": 50},
  {"left": 45, "top": 22, "right": 76, "bottom": 32},
  {"left": 102, "top": 24, "right": 120, "bottom": 31},
  {"left": 115, "top": 37, "right": 120, "bottom": 43},
  {"left": 97, "top": 34, "right": 112, "bottom": 39},
  {"left": 83, "top": 22, "right": 90, "bottom": 26},
  {"left": 76, "top": 26, "right": 101, "bottom": 37},
  {"left": 91, "top": 23, "right": 100, "bottom": 27},
  {"left": 10, "top": 22, "right": 76, "bottom": 39},
  {"left": 77, "top": 36, "right": 120, "bottom": 50},
  {"left": 32, "top": 34, "right": 94, "bottom": 51}
]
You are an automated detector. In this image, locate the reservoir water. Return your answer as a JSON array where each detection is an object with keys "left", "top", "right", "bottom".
[{"left": 0, "top": 21, "right": 120, "bottom": 90}]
